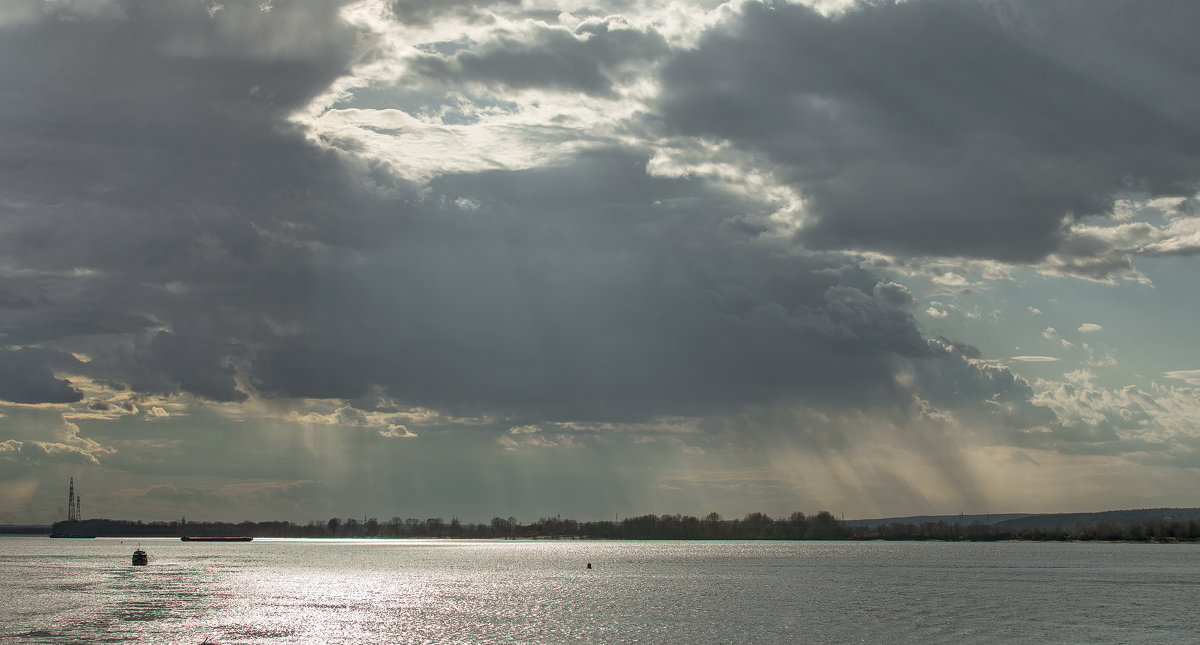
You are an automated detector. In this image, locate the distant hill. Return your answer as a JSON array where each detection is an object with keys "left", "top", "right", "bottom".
[
  {"left": 0, "top": 525, "right": 52, "bottom": 535},
  {"left": 847, "top": 508, "right": 1200, "bottom": 531},
  {"left": 994, "top": 508, "right": 1200, "bottom": 531},
  {"left": 844, "top": 513, "right": 1030, "bottom": 528}
]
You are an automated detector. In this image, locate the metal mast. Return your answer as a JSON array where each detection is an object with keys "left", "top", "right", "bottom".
[{"left": 67, "top": 478, "right": 77, "bottom": 522}]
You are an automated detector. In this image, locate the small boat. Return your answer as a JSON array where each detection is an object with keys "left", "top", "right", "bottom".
[
  {"left": 132, "top": 549, "right": 148, "bottom": 566},
  {"left": 180, "top": 536, "right": 253, "bottom": 542}
]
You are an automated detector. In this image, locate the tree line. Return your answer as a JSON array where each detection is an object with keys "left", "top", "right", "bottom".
[
  {"left": 846, "top": 518, "right": 1200, "bottom": 541},
  {"left": 50, "top": 511, "right": 848, "bottom": 539},
  {"left": 50, "top": 514, "right": 1200, "bottom": 542}
]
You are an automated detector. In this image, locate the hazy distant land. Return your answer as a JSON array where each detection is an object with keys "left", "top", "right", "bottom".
[{"left": 845, "top": 507, "right": 1200, "bottom": 531}]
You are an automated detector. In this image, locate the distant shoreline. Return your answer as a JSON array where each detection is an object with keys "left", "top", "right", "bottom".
[
  {"left": 7, "top": 533, "right": 1199, "bottom": 545},
  {"left": 12, "top": 507, "right": 1198, "bottom": 542}
]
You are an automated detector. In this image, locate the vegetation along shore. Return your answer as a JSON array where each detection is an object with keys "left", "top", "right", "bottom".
[{"left": 39, "top": 508, "right": 1200, "bottom": 543}]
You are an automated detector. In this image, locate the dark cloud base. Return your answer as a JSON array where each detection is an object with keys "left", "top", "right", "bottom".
[
  {"left": 659, "top": 0, "right": 1200, "bottom": 262},
  {"left": 2, "top": 0, "right": 1193, "bottom": 479},
  {"left": 0, "top": 0, "right": 1086, "bottom": 430}
]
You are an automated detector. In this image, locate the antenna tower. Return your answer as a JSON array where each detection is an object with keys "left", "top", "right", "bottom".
[{"left": 67, "top": 478, "right": 77, "bottom": 522}]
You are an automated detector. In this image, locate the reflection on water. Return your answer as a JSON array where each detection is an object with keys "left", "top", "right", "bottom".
[{"left": 2, "top": 537, "right": 1200, "bottom": 644}]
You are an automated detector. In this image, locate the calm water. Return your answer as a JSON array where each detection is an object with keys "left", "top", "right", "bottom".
[{"left": 2, "top": 536, "right": 1198, "bottom": 644}]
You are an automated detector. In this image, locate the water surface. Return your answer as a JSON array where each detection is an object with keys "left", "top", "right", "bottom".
[{"left": 2, "top": 536, "right": 1196, "bottom": 644}]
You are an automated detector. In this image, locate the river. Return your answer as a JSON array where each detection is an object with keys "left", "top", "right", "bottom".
[{"left": 2, "top": 536, "right": 1197, "bottom": 644}]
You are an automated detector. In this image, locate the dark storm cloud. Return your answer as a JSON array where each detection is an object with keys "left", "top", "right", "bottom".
[
  {"left": 913, "top": 339, "right": 1055, "bottom": 430},
  {"left": 658, "top": 0, "right": 1200, "bottom": 262},
  {"left": 409, "top": 18, "right": 669, "bottom": 97},
  {"left": 0, "top": 0, "right": 1051, "bottom": 431},
  {"left": 0, "top": 348, "right": 84, "bottom": 404},
  {"left": 0, "top": 0, "right": 358, "bottom": 254},
  {"left": 0, "top": 0, "right": 364, "bottom": 402},
  {"left": 0, "top": 307, "right": 156, "bottom": 346},
  {"left": 109, "top": 331, "right": 249, "bottom": 403},
  {"left": 250, "top": 148, "right": 936, "bottom": 420}
]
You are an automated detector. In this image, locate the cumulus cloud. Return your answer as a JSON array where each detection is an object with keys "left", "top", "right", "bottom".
[
  {"left": 1022, "top": 193, "right": 1200, "bottom": 281},
  {"left": 1077, "top": 323, "right": 1103, "bottom": 333},
  {"left": 1041, "top": 327, "right": 1075, "bottom": 348},
  {"left": 497, "top": 423, "right": 583, "bottom": 450},
  {"left": 658, "top": 0, "right": 1200, "bottom": 268},
  {"left": 378, "top": 424, "right": 417, "bottom": 438},
  {"left": 910, "top": 339, "right": 1057, "bottom": 433},
  {"left": 0, "top": 408, "right": 114, "bottom": 469},
  {"left": 288, "top": 404, "right": 419, "bottom": 438},
  {"left": 1025, "top": 371, "right": 1200, "bottom": 464},
  {"left": 0, "top": 439, "right": 103, "bottom": 466}
]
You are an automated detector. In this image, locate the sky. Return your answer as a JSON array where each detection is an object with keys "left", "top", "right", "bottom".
[{"left": 2, "top": 0, "right": 1200, "bottom": 525}]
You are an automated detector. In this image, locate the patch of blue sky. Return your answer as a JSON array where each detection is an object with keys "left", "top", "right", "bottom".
[
  {"left": 414, "top": 38, "right": 474, "bottom": 57},
  {"left": 910, "top": 258, "right": 1200, "bottom": 391},
  {"left": 335, "top": 86, "right": 520, "bottom": 125}
]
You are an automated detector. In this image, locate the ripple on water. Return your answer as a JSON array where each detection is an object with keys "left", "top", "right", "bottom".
[{"left": 4, "top": 539, "right": 1200, "bottom": 644}]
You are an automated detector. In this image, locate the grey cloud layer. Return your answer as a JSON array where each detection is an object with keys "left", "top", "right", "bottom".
[
  {"left": 410, "top": 18, "right": 669, "bottom": 97},
  {"left": 390, "top": 0, "right": 521, "bottom": 27},
  {"left": 659, "top": 0, "right": 1200, "bottom": 262},
  {"left": 0, "top": 348, "right": 84, "bottom": 404},
  {"left": 1, "top": 0, "right": 360, "bottom": 402},
  {"left": 249, "top": 148, "right": 935, "bottom": 420},
  {"left": 0, "top": 0, "right": 972, "bottom": 424},
  {"left": 0, "top": 0, "right": 1175, "bottom": 451}
]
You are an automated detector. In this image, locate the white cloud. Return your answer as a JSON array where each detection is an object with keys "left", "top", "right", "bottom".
[
  {"left": 287, "top": 404, "right": 423, "bottom": 437},
  {"left": 497, "top": 424, "right": 583, "bottom": 451},
  {"left": 1077, "top": 323, "right": 1103, "bottom": 333},
  {"left": 932, "top": 272, "right": 969, "bottom": 287},
  {"left": 1164, "top": 370, "right": 1200, "bottom": 387},
  {"left": 0, "top": 408, "right": 115, "bottom": 467},
  {"left": 1029, "top": 371, "right": 1200, "bottom": 461},
  {"left": 378, "top": 424, "right": 417, "bottom": 438},
  {"left": 0, "top": 439, "right": 104, "bottom": 466},
  {"left": 1010, "top": 356, "right": 1059, "bottom": 363}
]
